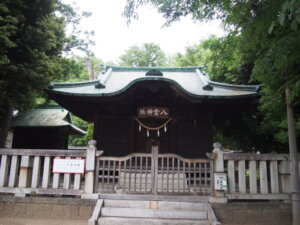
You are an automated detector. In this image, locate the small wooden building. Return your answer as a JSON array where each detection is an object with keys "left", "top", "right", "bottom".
[
  {"left": 48, "top": 66, "right": 260, "bottom": 157},
  {"left": 11, "top": 105, "right": 86, "bottom": 149}
]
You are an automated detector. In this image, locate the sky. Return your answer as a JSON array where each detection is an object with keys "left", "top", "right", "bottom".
[{"left": 65, "top": 0, "right": 225, "bottom": 62}]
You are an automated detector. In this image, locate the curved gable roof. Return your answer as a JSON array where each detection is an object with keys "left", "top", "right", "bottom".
[{"left": 48, "top": 66, "right": 261, "bottom": 99}]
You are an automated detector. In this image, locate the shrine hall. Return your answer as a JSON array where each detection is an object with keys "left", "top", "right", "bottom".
[{"left": 47, "top": 66, "right": 260, "bottom": 158}]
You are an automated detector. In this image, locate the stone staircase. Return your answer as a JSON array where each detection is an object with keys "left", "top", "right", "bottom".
[{"left": 89, "top": 199, "right": 219, "bottom": 225}]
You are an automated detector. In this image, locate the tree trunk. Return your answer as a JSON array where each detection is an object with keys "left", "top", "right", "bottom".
[
  {"left": 84, "top": 56, "right": 95, "bottom": 80},
  {"left": 285, "top": 87, "right": 300, "bottom": 225},
  {"left": 0, "top": 103, "right": 13, "bottom": 148}
]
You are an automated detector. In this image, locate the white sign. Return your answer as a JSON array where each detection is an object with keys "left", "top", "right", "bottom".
[
  {"left": 214, "top": 173, "right": 227, "bottom": 190},
  {"left": 53, "top": 158, "right": 85, "bottom": 174},
  {"left": 137, "top": 106, "right": 169, "bottom": 119}
]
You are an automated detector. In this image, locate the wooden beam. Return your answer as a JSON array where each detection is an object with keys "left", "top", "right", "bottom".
[
  {"left": 0, "top": 187, "right": 82, "bottom": 196},
  {"left": 226, "top": 193, "right": 290, "bottom": 200},
  {"left": 0, "top": 148, "right": 86, "bottom": 157},
  {"left": 224, "top": 153, "right": 291, "bottom": 161}
]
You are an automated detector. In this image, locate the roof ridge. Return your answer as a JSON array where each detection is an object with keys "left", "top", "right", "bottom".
[
  {"left": 103, "top": 65, "right": 204, "bottom": 72},
  {"left": 50, "top": 80, "right": 100, "bottom": 88},
  {"left": 208, "top": 80, "right": 262, "bottom": 91}
]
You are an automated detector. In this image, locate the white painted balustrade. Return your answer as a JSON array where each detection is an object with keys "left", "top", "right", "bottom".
[
  {"left": 219, "top": 152, "right": 300, "bottom": 200},
  {"left": 0, "top": 141, "right": 102, "bottom": 197}
]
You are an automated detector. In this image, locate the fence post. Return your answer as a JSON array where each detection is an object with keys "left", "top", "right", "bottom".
[
  {"left": 16, "top": 155, "right": 32, "bottom": 197},
  {"left": 151, "top": 145, "right": 159, "bottom": 195},
  {"left": 211, "top": 143, "right": 227, "bottom": 203},
  {"left": 83, "top": 140, "right": 97, "bottom": 199}
]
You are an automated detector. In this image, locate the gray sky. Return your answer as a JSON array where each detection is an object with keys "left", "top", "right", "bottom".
[{"left": 66, "top": 0, "right": 225, "bottom": 62}]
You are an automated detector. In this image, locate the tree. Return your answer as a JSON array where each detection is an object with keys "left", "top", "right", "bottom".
[
  {"left": 174, "top": 35, "right": 253, "bottom": 84},
  {"left": 119, "top": 43, "right": 167, "bottom": 67},
  {"left": 0, "top": 0, "right": 94, "bottom": 147},
  {"left": 58, "top": 56, "right": 103, "bottom": 82},
  {"left": 68, "top": 116, "right": 93, "bottom": 147}
]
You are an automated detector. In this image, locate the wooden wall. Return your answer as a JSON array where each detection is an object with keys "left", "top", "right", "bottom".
[
  {"left": 94, "top": 114, "right": 212, "bottom": 158},
  {"left": 176, "top": 116, "right": 212, "bottom": 158},
  {"left": 12, "top": 127, "right": 69, "bottom": 149}
]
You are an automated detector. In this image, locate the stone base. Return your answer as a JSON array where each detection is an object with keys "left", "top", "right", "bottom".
[
  {"left": 0, "top": 196, "right": 96, "bottom": 220},
  {"left": 209, "top": 197, "right": 228, "bottom": 204},
  {"left": 212, "top": 202, "right": 292, "bottom": 225},
  {"left": 81, "top": 193, "right": 99, "bottom": 199}
]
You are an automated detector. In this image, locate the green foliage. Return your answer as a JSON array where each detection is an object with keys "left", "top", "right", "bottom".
[
  {"left": 0, "top": 0, "right": 66, "bottom": 114},
  {"left": 0, "top": 0, "right": 96, "bottom": 146},
  {"left": 69, "top": 115, "right": 93, "bottom": 146},
  {"left": 173, "top": 41, "right": 210, "bottom": 67},
  {"left": 55, "top": 56, "right": 103, "bottom": 82},
  {"left": 0, "top": 0, "right": 95, "bottom": 113},
  {"left": 276, "top": 0, "right": 300, "bottom": 30},
  {"left": 174, "top": 35, "right": 253, "bottom": 84},
  {"left": 58, "top": 57, "right": 88, "bottom": 82},
  {"left": 57, "top": 2, "right": 95, "bottom": 54},
  {"left": 252, "top": 31, "right": 300, "bottom": 144},
  {"left": 119, "top": 43, "right": 167, "bottom": 67}
]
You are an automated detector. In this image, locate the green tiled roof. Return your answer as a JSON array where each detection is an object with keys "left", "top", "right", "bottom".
[
  {"left": 48, "top": 66, "right": 261, "bottom": 99},
  {"left": 12, "top": 105, "right": 86, "bottom": 135}
]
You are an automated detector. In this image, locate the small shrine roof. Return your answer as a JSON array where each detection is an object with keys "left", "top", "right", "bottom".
[
  {"left": 11, "top": 105, "right": 86, "bottom": 135},
  {"left": 48, "top": 66, "right": 261, "bottom": 99}
]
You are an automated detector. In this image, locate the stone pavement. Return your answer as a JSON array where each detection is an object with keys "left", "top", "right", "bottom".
[{"left": 0, "top": 217, "right": 87, "bottom": 225}]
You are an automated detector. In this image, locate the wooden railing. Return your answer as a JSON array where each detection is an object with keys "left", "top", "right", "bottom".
[
  {"left": 0, "top": 148, "right": 86, "bottom": 196},
  {"left": 0, "top": 141, "right": 102, "bottom": 197},
  {"left": 1, "top": 140, "right": 298, "bottom": 201},
  {"left": 95, "top": 147, "right": 213, "bottom": 195},
  {"left": 211, "top": 143, "right": 300, "bottom": 200}
]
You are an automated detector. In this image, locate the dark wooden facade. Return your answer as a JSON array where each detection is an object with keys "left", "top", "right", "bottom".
[
  {"left": 95, "top": 115, "right": 212, "bottom": 158},
  {"left": 47, "top": 66, "right": 260, "bottom": 158},
  {"left": 12, "top": 127, "right": 69, "bottom": 149},
  {"left": 11, "top": 106, "right": 86, "bottom": 150}
]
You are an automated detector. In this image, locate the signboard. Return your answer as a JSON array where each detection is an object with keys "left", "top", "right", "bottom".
[
  {"left": 137, "top": 107, "right": 169, "bottom": 119},
  {"left": 214, "top": 173, "right": 227, "bottom": 190},
  {"left": 53, "top": 158, "right": 85, "bottom": 174}
]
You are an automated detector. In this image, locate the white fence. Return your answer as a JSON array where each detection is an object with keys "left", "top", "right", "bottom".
[
  {"left": 211, "top": 144, "right": 300, "bottom": 200},
  {"left": 0, "top": 141, "right": 102, "bottom": 197},
  {"left": 0, "top": 141, "right": 299, "bottom": 201}
]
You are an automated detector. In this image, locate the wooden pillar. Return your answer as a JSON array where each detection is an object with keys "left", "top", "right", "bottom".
[
  {"left": 228, "top": 160, "right": 235, "bottom": 194},
  {"left": 0, "top": 155, "right": 9, "bottom": 187},
  {"left": 270, "top": 160, "right": 279, "bottom": 194},
  {"left": 9, "top": 155, "right": 20, "bottom": 187},
  {"left": 17, "top": 155, "right": 32, "bottom": 197},
  {"left": 249, "top": 160, "right": 257, "bottom": 194},
  {"left": 42, "top": 156, "right": 51, "bottom": 188},
  {"left": 84, "top": 140, "right": 97, "bottom": 196},
  {"left": 63, "top": 157, "right": 71, "bottom": 189},
  {"left": 18, "top": 156, "right": 31, "bottom": 188},
  {"left": 151, "top": 145, "right": 159, "bottom": 195},
  {"left": 279, "top": 160, "right": 291, "bottom": 193},
  {"left": 259, "top": 160, "right": 268, "bottom": 194},
  {"left": 212, "top": 143, "right": 226, "bottom": 199},
  {"left": 238, "top": 160, "right": 246, "bottom": 194},
  {"left": 31, "top": 156, "right": 41, "bottom": 188}
]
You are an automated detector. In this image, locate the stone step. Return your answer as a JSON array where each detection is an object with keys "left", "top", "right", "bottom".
[
  {"left": 101, "top": 207, "right": 207, "bottom": 220},
  {"left": 103, "top": 199, "right": 206, "bottom": 210},
  {"left": 98, "top": 217, "right": 210, "bottom": 225}
]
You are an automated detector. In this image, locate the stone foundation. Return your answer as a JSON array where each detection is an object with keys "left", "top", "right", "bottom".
[
  {"left": 0, "top": 196, "right": 96, "bottom": 220},
  {"left": 212, "top": 201, "right": 292, "bottom": 225}
]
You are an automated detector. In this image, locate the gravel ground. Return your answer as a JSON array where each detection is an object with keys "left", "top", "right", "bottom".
[{"left": 0, "top": 217, "right": 87, "bottom": 225}]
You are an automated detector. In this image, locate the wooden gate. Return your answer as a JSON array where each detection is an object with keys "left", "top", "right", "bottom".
[{"left": 95, "top": 147, "right": 213, "bottom": 195}]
